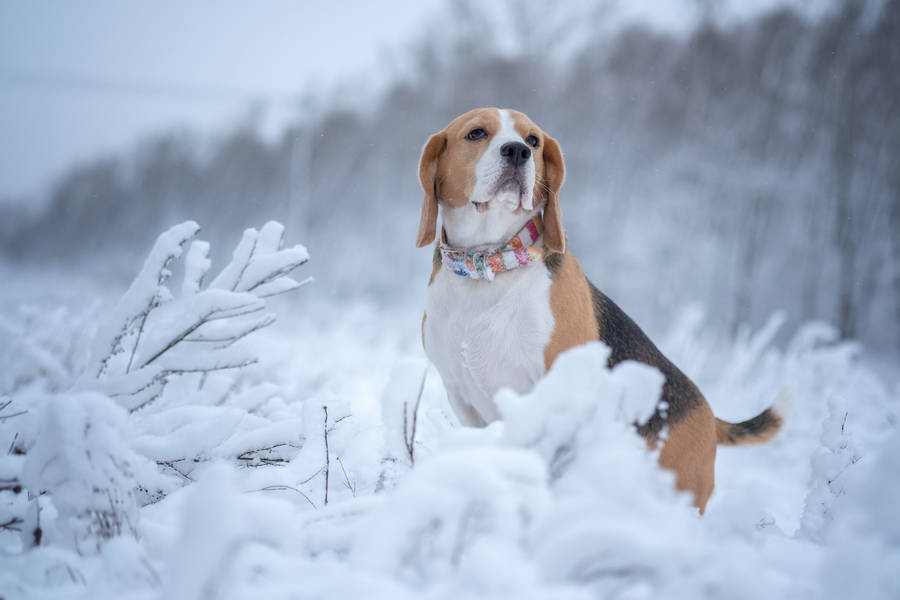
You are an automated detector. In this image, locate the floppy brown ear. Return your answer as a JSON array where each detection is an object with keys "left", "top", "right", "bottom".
[
  {"left": 542, "top": 134, "right": 566, "bottom": 254},
  {"left": 416, "top": 132, "right": 446, "bottom": 248}
]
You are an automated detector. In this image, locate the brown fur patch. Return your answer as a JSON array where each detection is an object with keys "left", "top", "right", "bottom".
[
  {"left": 432, "top": 108, "right": 501, "bottom": 209},
  {"left": 543, "top": 254, "right": 600, "bottom": 370},
  {"left": 429, "top": 244, "right": 441, "bottom": 285},
  {"left": 658, "top": 401, "right": 717, "bottom": 513},
  {"left": 543, "top": 251, "right": 564, "bottom": 277}
]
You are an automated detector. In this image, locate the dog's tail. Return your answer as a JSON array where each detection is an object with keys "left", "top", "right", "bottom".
[{"left": 716, "top": 386, "right": 794, "bottom": 447}]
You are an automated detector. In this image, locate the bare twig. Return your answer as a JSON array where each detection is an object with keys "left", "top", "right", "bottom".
[
  {"left": 125, "top": 309, "right": 150, "bottom": 374},
  {"left": 0, "top": 478, "right": 22, "bottom": 494},
  {"left": 337, "top": 456, "right": 356, "bottom": 497},
  {"left": 299, "top": 465, "right": 326, "bottom": 485},
  {"left": 323, "top": 405, "right": 330, "bottom": 506},
  {"left": 403, "top": 370, "right": 427, "bottom": 467},
  {"left": 0, "top": 399, "right": 27, "bottom": 421},
  {"left": 326, "top": 413, "right": 352, "bottom": 434},
  {"left": 0, "top": 516, "right": 23, "bottom": 532},
  {"left": 248, "top": 485, "right": 316, "bottom": 509},
  {"left": 236, "top": 442, "right": 298, "bottom": 466},
  {"left": 0, "top": 410, "right": 27, "bottom": 421},
  {"left": 157, "top": 460, "right": 194, "bottom": 482}
]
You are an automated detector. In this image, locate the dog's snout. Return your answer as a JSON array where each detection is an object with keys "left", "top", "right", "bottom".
[{"left": 500, "top": 141, "right": 531, "bottom": 167}]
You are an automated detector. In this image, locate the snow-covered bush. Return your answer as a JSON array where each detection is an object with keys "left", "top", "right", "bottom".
[
  {"left": 0, "top": 304, "right": 98, "bottom": 394},
  {"left": 0, "top": 220, "right": 311, "bottom": 578},
  {"left": 21, "top": 392, "right": 142, "bottom": 554},
  {"left": 799, "top": 395, "right": 861, "bottom": 542},
  {"left": 823, "top": 426, "right": 900, "bottom": 600}
]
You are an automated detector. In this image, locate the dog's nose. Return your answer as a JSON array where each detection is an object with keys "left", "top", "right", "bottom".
[{"left": 500, "top": 141, "right": 531, "bottom": 167}]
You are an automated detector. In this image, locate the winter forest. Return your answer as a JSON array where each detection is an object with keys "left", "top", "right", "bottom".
[{"left": 1, "top": 1, "right": 899, "bottom": 599}]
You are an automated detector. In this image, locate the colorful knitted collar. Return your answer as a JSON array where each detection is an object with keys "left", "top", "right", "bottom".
[{"left": 440, "top": 215, "right": 544, "bottom": 280}]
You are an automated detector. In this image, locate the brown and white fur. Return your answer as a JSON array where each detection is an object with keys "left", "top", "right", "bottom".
[{"left": 417, "top": 108, "right": 785, "bottom": 514}]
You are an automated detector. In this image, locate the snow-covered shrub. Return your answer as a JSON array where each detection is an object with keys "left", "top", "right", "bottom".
[
  {"left": 823, "top": 426, "right": 900, "bottom": 600},
  {"left": 799, "top": 396, "right": 861, "bottom": 542},
  {"left": 0, "top": 304, "right": 98, "bottom": 394},
  {"left": 20, "top": 393, "right": 143, "bottom": 554},
  {"left": 0, "top": 220, "right": 310, "bottom": 574},
  {"left": 377, "top": 358, "right": 429, "bottom": 491}
]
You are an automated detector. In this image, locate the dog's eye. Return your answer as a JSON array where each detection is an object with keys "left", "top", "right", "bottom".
[
  {"left": 525, "top": 135, "right": 539, "bottom": 148},
  {"left": 466, "top": 128, "right": 487, "bottom": 141}
]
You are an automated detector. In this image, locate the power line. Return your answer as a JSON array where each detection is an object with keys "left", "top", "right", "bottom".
[{"left": 0, "top": 65, "right": 302, "bottom": 107}]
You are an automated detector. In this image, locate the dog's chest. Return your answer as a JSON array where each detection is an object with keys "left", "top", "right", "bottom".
[{"left": 424, "top": 264, "right": 555, "bottom": 425}]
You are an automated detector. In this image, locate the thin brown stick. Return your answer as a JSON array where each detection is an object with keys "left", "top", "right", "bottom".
[
  {"left": 125, "top": 309, "right": 150, "bottom": 374},
  {"left": 323, "top": 405, "right": 330, "bottom": 506},
  {"left": 336, "top": 456, "right": 355, "bottom": 496},
  {"left": 157, "top": 460, "right": 194, "bottom": 482},
  {"left": 0, "top": 410, "right": 27, "bottom": 421},
  {"left": 1, "top": 516, "right": 23, "bottom": 532},
  {"left": 403, "top": 370, "right": 427, "bottom": 467},
  {"left": 248, "top": 485, "right": 316, "bottom": 509}
]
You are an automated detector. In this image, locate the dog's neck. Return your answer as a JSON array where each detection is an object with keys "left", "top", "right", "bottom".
[
  {"left": 441, "top": 201, "right": 542, "bottom": 250},
  {"left": 439, "top": 214, "right": 544, "bottom": 281}
]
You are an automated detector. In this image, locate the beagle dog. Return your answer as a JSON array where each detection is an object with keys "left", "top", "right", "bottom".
[{"left": 417, "top": 107, "right": 784, "bottom": 513}]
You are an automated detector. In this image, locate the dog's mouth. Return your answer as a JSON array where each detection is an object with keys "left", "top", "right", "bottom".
[{"left": 473, "top": 174, "right": 530, "bottom": 213}]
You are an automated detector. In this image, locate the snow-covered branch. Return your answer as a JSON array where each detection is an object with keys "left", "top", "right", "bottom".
[{"left": 77, "top": 221, "right": 309, "bottom": 412}]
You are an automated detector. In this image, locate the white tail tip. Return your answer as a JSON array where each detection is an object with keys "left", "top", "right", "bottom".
[{"left": 773, "top": 384, "right": 796, "bottom": 421}]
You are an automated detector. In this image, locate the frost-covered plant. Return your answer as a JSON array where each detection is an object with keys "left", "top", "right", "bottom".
[
  {"left": 0, "top": 220, "right": 311, "bottom": 562},
  {"left": 799, "top": 396, "right": 861, "bottom": 542},
  {"left": 21, "top": 393, "right": 143, "bottom": 555},
  {"left": 377, "top": 360, "right": 428, "bottom": 492},
  {"left": 0, "top": 305, "right": 98, "bottom": 395},
  {"left": 822, "top": 426, "right": 900, "bottom": 600},
  {"left": 78, "top": 220, "right": 310, "bottom": 412}
]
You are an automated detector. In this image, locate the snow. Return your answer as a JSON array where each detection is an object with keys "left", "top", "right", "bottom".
[{"left": 1, "top": 221, "right": 898, "bottom": 599}]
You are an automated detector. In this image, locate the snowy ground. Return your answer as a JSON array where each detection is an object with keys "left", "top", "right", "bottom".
[{"left": 1, "top": 222, "right": 898, "bottom": 599}]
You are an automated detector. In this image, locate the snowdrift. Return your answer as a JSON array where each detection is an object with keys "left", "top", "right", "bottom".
[{"left": 0, "top": 221, "right": 897, "bottom": 599}]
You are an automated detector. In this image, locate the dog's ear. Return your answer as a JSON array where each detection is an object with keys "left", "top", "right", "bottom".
[
  {"left": 416, "top": 131, "right": 446, "bottom": 248},
  {"left": 542, "top": 134, "right": 566, "bottom": 254}
]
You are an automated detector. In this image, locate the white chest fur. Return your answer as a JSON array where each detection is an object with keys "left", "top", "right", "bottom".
[{"left": 424, "top": 263, "right": 555, "bottom": 426}]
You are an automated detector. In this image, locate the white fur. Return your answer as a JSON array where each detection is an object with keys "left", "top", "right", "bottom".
[{"left": 424, "top": 261, "right": 555, "bottom": 426}]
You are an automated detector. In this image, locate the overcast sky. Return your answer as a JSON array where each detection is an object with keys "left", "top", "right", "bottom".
[
  {"left": 0, "top": 0, "right": 443, "bottom": 202},
  {"left": 0, "top": 0, "right": 830, "bottom": 203}
]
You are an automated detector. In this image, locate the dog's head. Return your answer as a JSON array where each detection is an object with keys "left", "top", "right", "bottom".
[{"left": 416, "top": 108, "right": 566, "bottom": 253}]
